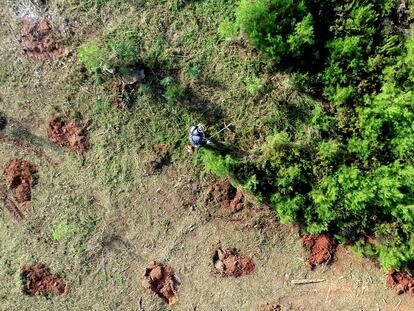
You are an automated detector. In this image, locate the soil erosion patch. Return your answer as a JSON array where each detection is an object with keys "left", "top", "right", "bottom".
[
  {"left": 3, "top": 159, "right": 37, "bottom": 208},
  {"left": 142, "top": 261, "right": 178, "bottom": 306},
  {"left": 205, "top": 181, "right": 245, "bottom": 215},
  {"left": 387, "top": 269, "right": 414, "bottom": 294},
  {"left": 303, "top": 234, "right": 337, "bottom": 269},
  {"left": 21, "top": 264, "right": 67, "bottom": 296},
  {"left": 20, "top": 19, "right": 65, "bottom": 60},
  {"left": 210, "top": 242, "right": 255, "bottom": 277},
  {"left": 47, "top": 116, "right": 89, "bottom": 152}
]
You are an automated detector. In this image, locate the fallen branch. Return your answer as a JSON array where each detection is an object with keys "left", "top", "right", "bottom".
[{"left": 291, "top": 278, "right": 325, "bottom": 285}]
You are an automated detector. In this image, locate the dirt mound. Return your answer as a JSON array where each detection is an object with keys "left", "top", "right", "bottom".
[
  {"left": 21, "top": 264, "right": 67, "bottom": 296},
  {"left": 46, "top": 116, "right": 89, "bottom": 152},
  {"left": 203, "top": 180, "right": 275, "bottom": 229},
  {"left": 259, "top": 303, "right": 281, "bottom": 311},
  {"left": 303, "top": 234, "right": 337, "bottom": 269},
  {"left": 387, "top": 269, "right": 414, "bottom": 294},
  {"left": 142, "top": 261, "right": 178, "bottom": 306},
  {"left": 205, "top": 181, "right": 245, "bottom": 213},
  {"left": 186, "top": 144, "right": 196, "bottom": 155},
  {"left": 3, "top": 160, "right": 37, "bottom": 208},
  {"left": 144, "top": 144, "right": 169, "bottom": 176},
  {"left": 20, "top": 19, "right": 65, "bottom": 60},
  {"left": 210, "top": 242, "right": 255, "bottom": 277}
]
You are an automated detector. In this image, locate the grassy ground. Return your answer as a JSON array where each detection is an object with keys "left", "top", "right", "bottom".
[{"left": 1, "top": 0, "right": 414, "bottom": 310}]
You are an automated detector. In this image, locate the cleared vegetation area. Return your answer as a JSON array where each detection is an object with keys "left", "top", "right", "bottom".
[{"left": 0, "top": 0, "right": 414, "bottom": 310}]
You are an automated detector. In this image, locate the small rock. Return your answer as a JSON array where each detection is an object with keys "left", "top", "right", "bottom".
[{"left": 150, "top": 266, "right": 163, "bottom": 281}]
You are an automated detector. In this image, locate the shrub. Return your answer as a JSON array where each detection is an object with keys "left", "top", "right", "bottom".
[
  {"left": 233, "top": 0, "right": 314, "bottom": 65},
  {"left": 199, "top": 149, "right": 235, "bottom": 178},
  {"left": 77, "top": 24, "right": 142, "bottom": 81},
  {"left": 212, "top": 0, "right": 414, "bottom": 272}
]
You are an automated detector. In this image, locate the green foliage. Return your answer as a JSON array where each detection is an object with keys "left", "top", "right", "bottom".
[
  {"left": 105, "top": 26, "right": 141, "bottom": 67},
  {"left": 185, "top": 66, "right": 202, "bottom": 79},
  {"left": 321, "top": 3, "right": 401, "bottom": 108},
  {"left": 199, "top": 149, "right": 235, "bottom": 178},
  {"left": 349, "top": 240, "right": 378, "bottom": 259},
  {"left": 244, "top": 174, "right": 259, "bottom": 193},
  {"left": 78, "top": 42, "right": 105, "bottom": 73},
  {"left": 52, "top": 220, "right": 77, "bottom": 242},
  {"left": 215, "top": 0, "right": 414, "bottom": 272},
  {"left": 316, "top": 140, "right": 340, "bottom": 162},
  {"left": 272, "top": 192, "right": 305, "bottom": 224},
  {"left": 233, "top": 0, "right": 314, "bottom": 64},
  {"left": 244, "top": 75, "right": 264, "bottom": 95},
  {"left": 77, "top": 24, "right": 141, "bottom": 81},
  {"left": 160, "top": 77, "right": 186, "bottom": 106},
  {"left": 219, "top": 18, "right": 238, "bottom": 38}
]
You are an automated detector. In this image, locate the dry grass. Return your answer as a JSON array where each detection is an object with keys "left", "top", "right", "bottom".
[{"left": 1, "top": 1, "right": 414, "bottom": 310}]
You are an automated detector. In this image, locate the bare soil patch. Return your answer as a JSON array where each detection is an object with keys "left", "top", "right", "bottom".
[
  {"left": 21, "top": 264, "right": 68, "bottom": 296},
  {"left": 142, "top": 261, "right": 178, "bottom": 306},
  {"left": 46, "top": 116, "right": 89, "bottom": 152},
  {"left": 205, "top": 181, "right": 245, "bottom": 214},
  {"left": 20, "top": 19, "right": 65, "bottom": 60},
  {"left": 203, "top": 180, "right": 278, "bottom": 229},
  {"left": 3, "top": 159, "right": 37, "bottom": 208},
  {"left": 209, "top": 241, "right": 256, "bottom": 277},
  {"left": 303, "top": 234, "right": 337, "bottom": 269},
  {"left": 144, "top": 144, "right": 170, "bottom": 176},
  {"left": 259, "top": 303, "right": 281, "bottom": 311},
  {"left": 387, "top": 269, "right": 414, "bottom": 294}
]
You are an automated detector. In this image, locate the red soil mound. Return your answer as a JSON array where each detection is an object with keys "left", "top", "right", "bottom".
[
  {"left": 303, "top": 234, "right": 337, "bottom": 269},
  {"left": 142, "top": 261, "right": 178, "bottom": 306},
  {"left": 387, "top": 269, "right": 414, "bottom": 294},
  {"left": 21, "top": 264, "right": 67, "bottom": 296},
  {"left": 210, "top": 242, "right": 255, "bottom": 277},
  {"left": 46, "top": 116, "right": 89, "bottom": 152},
  {"left": 206, "top": 181, "right": 245, "bottom": 213},
  {"left": 20, "top": 20, "right": 65, "bottom": 60},
  {"left": 3, "top": 160, "right": 37, "bottom": 208}
]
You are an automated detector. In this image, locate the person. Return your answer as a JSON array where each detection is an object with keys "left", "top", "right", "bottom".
[{"left": 189, "top": 124, "right": 212, "bottom": 148}]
